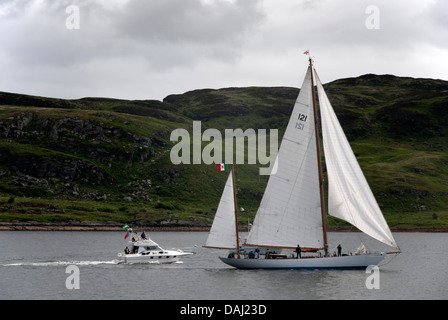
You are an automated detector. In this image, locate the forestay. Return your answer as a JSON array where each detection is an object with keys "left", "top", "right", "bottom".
[
  {"left": 245, "top": 67, "right": 324, "bottom": 249},
  {"left": 315, "top": 71, "right": 398, "bottom": 249}
]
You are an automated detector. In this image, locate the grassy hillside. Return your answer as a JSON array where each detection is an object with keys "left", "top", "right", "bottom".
[{"left": 0, "top": 73, "right": 447, "bottom": 229}]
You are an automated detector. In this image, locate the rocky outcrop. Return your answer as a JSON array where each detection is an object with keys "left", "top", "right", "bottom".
[{"left": 0, "top": 111, "right": 164, "bottom": 200}]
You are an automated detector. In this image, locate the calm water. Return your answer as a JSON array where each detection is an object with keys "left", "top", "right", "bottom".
[{"left": 0, "top": 231, "right": 447, "bottom": 300}]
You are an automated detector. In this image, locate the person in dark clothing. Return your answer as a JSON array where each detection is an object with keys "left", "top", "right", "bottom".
[
  {"left": 337, "top": 244, "right": 342, "bottom": 256},
  {"left": 295, "top": 244, "right": 301, "bottom": 259}
]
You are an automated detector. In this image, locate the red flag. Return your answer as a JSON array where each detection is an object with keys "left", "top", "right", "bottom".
[
  {"left": 124, "top": 232, "right": 129, "bottom": 239},
  {"left": 303, "top": 50, "right": 309, "bottom": 55}
]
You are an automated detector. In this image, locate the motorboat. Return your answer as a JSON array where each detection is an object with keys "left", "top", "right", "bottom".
[{"left": 115, "top": 229, "right": 193, "bottom": 264}]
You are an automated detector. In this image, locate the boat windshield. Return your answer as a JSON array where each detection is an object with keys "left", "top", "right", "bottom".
[{"left": 144, "top": 246, "right": 161, "bottom": 250}]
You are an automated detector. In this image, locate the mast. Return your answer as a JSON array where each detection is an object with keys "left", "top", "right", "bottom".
[
  {"left": 232, "top": 163, "right": 241, "bottom": 258},
  {"left": 309, "top": 57, "right": 329, "bottom": 256}
]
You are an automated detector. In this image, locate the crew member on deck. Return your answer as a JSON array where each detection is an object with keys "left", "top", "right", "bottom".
[{"left": 295, "top": 244, "right": 301, "bottom": 259}]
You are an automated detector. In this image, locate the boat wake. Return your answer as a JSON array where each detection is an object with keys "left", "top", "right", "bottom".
[
  {"left": 3, "top": 259, "right": 185, "bottom": 267},
  {"left": 2, "top": 260, "right": 118, "bottom": 267}
]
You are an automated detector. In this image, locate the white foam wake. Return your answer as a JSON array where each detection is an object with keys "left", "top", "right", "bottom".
[{"left": 2, "top": 260, "right": 117, "bottom": 267}]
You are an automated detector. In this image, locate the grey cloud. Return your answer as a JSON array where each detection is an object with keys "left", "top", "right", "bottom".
[
  {"left": 115, "top": 0, "right": 265, "bottom": 44},
  {"left": 422, "top": 0, "right": 448, "bottom": 48},
  {"left": 1, "top": 0, "right": 446, "bottom": 101},
  {"left": 1, "top": 0, "right": 266, "bottom": 70},
  {"left": 0, "top": 0, "right": 111, "bottom": 67},
  {"left": 110, "top": 0, "right": 266, "bottom": 69}
]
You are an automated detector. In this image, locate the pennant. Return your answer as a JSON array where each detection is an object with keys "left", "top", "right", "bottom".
[{"left": 217, "top": 164, "right": 228, "bottom": 172}]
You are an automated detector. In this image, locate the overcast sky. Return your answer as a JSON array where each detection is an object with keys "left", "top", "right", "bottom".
[{"left": 1, "top": 0, "right": 447, "bottom": 101}]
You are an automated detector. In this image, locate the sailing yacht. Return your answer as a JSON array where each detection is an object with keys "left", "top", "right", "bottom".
[{"left": 205, "top": 57, "right": 400, "bottom": 269}]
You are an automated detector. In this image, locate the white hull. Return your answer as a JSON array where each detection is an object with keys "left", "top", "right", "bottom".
[
  {"left": 219, "top": 253, "right": 387, "bottom": 270},
  {"left": 116, "top": 250, "right": 193, "bottom": 264}
]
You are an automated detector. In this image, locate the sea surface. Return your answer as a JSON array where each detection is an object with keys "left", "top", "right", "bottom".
[{"left": 0, "top": 231, "right": 447, "bottom": 300}]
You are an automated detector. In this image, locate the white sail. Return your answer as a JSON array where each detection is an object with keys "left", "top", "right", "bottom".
[
  {"left": 315, "top": 71, "right": 398, "bottom": 249},
  {"left": 245, "top": 67, "right": 324, "bottom": 249},
  {"left": 204, "top": 171, "right": 237, "bottom": 249}
]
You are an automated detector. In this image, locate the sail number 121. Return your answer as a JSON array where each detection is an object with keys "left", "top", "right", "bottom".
[{"left": 295, "top": 113, "right": 308, "bottom": 130}]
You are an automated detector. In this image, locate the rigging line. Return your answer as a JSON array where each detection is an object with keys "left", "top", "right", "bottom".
[
  {"left": 378, "top": 251, "right": 399, "bottom": 267},
  {"left": 311, "top": 64, "right": 328, "bottom": 255}
]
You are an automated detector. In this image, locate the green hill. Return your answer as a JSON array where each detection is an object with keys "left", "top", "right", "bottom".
[{"left": 0, "top": 73, "right": 447, "bottom": 229}]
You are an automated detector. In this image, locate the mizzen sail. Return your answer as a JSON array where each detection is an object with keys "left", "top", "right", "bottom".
[{"left": 204, "top": 171, "right": 237, "bottom": 249}]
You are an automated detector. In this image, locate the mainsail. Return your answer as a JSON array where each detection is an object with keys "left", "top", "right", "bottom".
[
  {"left": 245, "top": 67, "right": 324, "bottom": 249},
  {"left": 315, "top": 71, "right": 398, "bottom": 248},
  {"left": 204, "top": 171, "right": 237, "bottom": 249}
]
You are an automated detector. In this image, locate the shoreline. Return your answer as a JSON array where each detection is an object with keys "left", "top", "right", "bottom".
[
  {"left": 0, "top": 222, "right": 447, "bottom": 233},
  {"left": 0, "top": 222, "right": 210, "bottom": 232}
]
